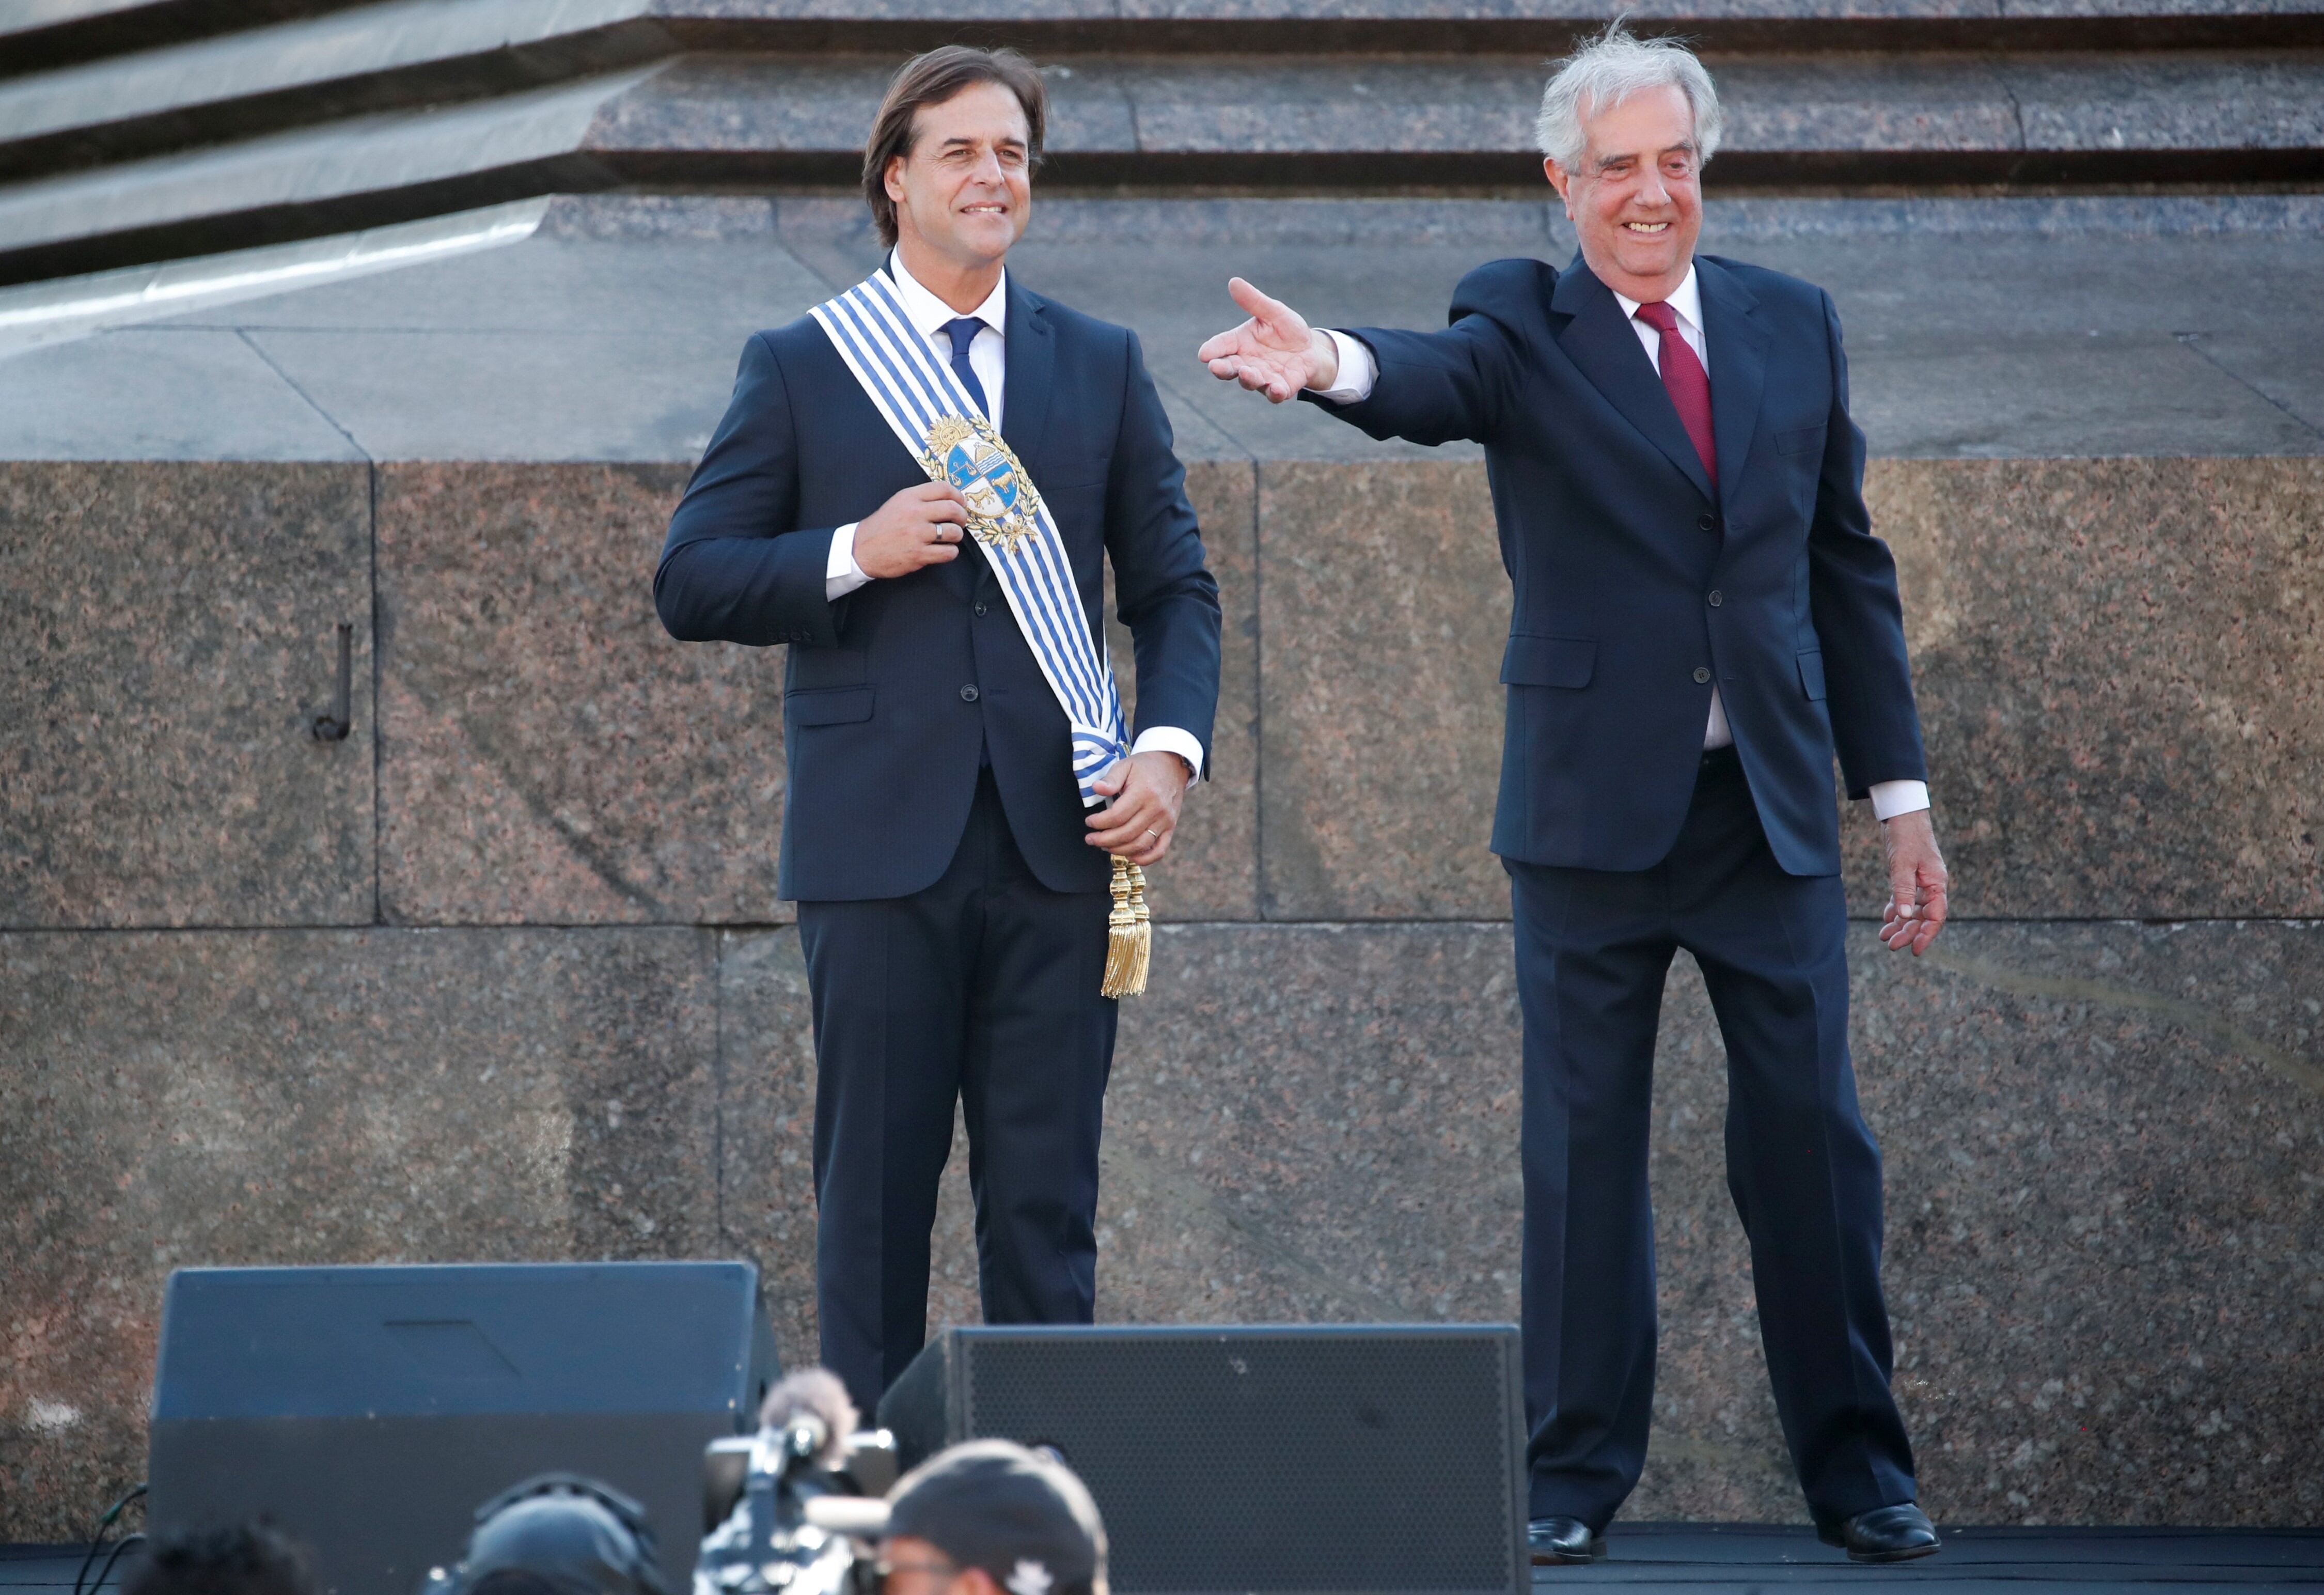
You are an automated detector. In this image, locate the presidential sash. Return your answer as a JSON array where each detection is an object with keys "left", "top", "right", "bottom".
[{"left": 810, "top": 271, "right": 1151, "bottom": 997}]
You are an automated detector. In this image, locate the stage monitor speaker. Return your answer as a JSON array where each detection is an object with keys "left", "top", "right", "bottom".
[
  {"left": 149, "top": 1262, "right": 777, "bottom": 1595},
  {"left": 876, "top": 1325, "right": 1525, "bottom": 1595}
]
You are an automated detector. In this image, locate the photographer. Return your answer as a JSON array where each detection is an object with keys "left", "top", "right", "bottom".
[
  {"left": 423, "top": 1476, "right": 668, "bottom": 1595},
  {"left": 878, "top": 1442, "right": 1108, "bottom": 1595},
  {"left": 697, "top": 1371, "right": 1105, "bottom": 1595}
]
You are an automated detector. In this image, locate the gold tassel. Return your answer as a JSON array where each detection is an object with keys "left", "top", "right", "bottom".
[
  {"left": 1126, "top": 861, "right": 1152, "bottom": 993},
  {"left": 1101, "top": 855, "right": 1153, "bottom": 998}
]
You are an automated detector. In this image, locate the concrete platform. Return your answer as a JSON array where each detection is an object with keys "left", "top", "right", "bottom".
[{"left": 2, "top": 193, "right": 2319, "bottom": 461}]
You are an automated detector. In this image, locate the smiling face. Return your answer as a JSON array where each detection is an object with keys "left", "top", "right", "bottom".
[
  {"left": 1544, "top": 81, "right": 1703, "bottom": 304},
  {"left": 885, "top": 80, "right": 1032, "bottom": 280}
]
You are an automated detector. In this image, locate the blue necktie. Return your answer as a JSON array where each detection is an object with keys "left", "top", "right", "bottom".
[{"left": 941, "top": 316, "right": 988, "bottom": 418}]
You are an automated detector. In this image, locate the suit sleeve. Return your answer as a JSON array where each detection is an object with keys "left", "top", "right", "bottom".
[
  {"left": 654, "top": 332, "right": 846, "bottom": 648},
  {"left": 1296, "top": 266, "right": 1528, "bottom": 446},
  {"left": 1106, "top": 331, "right": 1223, "bottom": 767},
  {"left": 1807, "top": 290, "right": 1928, "bottom": 797}
]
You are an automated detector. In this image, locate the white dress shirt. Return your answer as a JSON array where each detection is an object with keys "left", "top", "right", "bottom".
[
  {"left": 1315, "top": 267, "right": 1928, "bottom": 821},
  {"left": 824, "top": 251, "right": 1206, "bottom": 781}
]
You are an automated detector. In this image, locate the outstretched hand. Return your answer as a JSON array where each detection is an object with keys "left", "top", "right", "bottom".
[{"left": 1197, "top": 278, "right": 1338, "bottom": 403}]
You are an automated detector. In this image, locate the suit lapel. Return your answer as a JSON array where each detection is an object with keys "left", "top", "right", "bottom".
[
  {"left": 1550, "top": 259, "right": 1713, "bottom": 505},
  {"left": 1696, "top": 257, "right": 1770, "bottom": 510},
  {"left": 1000, "top": 277, "right": 1056, "bottom": 488}
]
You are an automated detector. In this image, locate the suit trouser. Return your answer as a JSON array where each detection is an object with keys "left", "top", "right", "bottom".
[
  {"left": 796, "top": 770, "right": 1118, "bottom": 1416},
  {"left": 1508, "top": 748, "right": 1916, "bottom": 1529}
]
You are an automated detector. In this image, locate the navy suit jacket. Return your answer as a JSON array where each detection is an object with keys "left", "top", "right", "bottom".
[
  {"left": 656, "top": 275, "right": 1222, "bottom": 901},
  {"left": 1314, "top": 253, "right": 1926, "bottom": 877}
]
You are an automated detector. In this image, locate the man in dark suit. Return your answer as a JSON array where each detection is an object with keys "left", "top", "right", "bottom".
[
  {"left": 656, "top": 47, "right": 1221, "bottom": 1416},
  {"left": 1198, "top": 24, "right": 1948, "bottom": 1568}
]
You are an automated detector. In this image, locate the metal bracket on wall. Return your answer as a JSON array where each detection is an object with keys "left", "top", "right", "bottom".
[{"left": 310, "top": 623, "right": 352, "bottom": 742}]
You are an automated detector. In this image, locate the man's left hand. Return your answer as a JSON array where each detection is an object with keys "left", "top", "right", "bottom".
[
  {"left": 1087, "top": 751, "right": 1190, "bottom": 866},
  {"left": 1879, "top": 809, "right": 1949, "bottom": 956}
]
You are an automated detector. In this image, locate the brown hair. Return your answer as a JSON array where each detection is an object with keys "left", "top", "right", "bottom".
[{"left": 861, "top": 46, "right": 1048, "bottom": 249}]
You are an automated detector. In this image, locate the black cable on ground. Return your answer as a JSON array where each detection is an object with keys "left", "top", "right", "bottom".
[
  {"left": 88, "top": 1533, "right": 148, "bottom": 1594},
  {"left": 74, "top": 1484, "right": 147, "bottom": 1595}
]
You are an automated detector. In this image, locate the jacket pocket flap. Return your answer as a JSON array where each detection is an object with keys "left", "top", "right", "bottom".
[
  {"left": 787, "top": 685, "right": 875, "bottom": 726},
  {"left": 1777, "top": 424, "right": 1823, "bottom": 455},
  {"left": 1501, "top": 634, "right": 1596, "bottom": 689},
  {"left": 1796, "top": 650, "right": 1827, "bottom": 701}
]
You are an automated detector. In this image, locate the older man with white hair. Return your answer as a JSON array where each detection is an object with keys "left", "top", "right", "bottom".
[{"left": 1198, "top": 23, "right": 1946, "bottom": 1567}]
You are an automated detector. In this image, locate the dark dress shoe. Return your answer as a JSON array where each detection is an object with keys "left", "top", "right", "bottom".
[
  {"left": 1527, "top": 1516, "right": 1607, "bottom": 1565},
  {"left": 1817, "top": 1503, "right": 1941, "bottom": 1563}
]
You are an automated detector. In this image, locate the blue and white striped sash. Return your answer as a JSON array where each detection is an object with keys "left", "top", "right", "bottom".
[{"left": 810, "top": 272, "right": 1127, "bottom": 807}]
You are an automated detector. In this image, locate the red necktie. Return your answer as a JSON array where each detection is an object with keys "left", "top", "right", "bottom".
[{"left": 1634, "top": 300, "right": 1716, "bottom": 491}]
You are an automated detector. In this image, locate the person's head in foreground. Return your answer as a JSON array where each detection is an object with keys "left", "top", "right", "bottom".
[
  {"left": 1534, "top": 22, "right": 1722, "bottom": 304},
  {"left": 434, "top": 1475, "right": 669, "bottom": 1595},
  {"left": 122, "top": 1525, "right": 317, "bottom": 1595},
  {"left": 878, "top": 1442, "right": 1107, "bottom": 1595}
]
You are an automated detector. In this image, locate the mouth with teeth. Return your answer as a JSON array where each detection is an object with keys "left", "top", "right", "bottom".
[{"left": 1624, "top": 221, "right": 1672, "bottom": 233}]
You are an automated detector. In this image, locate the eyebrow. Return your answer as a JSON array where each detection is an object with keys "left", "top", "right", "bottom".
[
  {"left": 938, "top": 134, "right": 1028, "bottom": 151},
  {"left": 1593, "top": 143, "right": 1697, "bottom": 169}
]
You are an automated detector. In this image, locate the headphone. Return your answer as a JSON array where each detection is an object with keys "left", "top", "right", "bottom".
[{"left": 417, "top": 1475, "right": 667, "bottom": 1595}]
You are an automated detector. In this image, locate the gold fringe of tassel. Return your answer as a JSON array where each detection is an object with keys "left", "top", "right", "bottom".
[{"left": 1101, "top": 855, "right": 1153, "bottom": 998}]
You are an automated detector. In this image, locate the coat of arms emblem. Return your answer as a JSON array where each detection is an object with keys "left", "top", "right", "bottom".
[{"left": 924, "top": 415, "right": 1041, "bottom": 555}]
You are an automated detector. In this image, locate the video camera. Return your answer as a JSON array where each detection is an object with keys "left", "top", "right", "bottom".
[{"left": 695, "top": 1373, "right": 899, "bottom": 1595}]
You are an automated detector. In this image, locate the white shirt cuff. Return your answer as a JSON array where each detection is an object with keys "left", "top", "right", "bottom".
[
  {"left": 825, "top": 523, "right": 870, "bottom": 601},
  {"left": 1312, "top": 330, "right": 1378, "bottom": 404},
  {"left": 1867, "top": 779, "right": 1930, "bottom": 821},
  {"left": 1130, "top": 726, "right": 1206, "bottom": 783}
]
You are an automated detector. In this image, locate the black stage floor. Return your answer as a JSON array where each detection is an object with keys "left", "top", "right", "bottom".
[
  {"left": 9, "top": 1527, "right": 2322, "bottom": 1594},
  {"left": 1546, "top": 1525, "right": 2324, "bottom": 1589}
]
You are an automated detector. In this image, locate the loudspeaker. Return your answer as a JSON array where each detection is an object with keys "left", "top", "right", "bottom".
[
  {"left": 876, "top": 1325, "right": 1525, "bottom": 1595},
  {"left": 149, "top": 1262, "right": 777, "bottom": 1595}
]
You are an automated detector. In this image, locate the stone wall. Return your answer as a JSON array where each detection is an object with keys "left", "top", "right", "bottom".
[{"left": 4, "top": 455, "right": 2320, "bottom": 1539}]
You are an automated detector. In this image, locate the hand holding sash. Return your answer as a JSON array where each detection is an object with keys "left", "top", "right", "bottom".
[
  {"left": 1086, "top": 749, "right": 1190, "bottom": 867},
  {"left": 854, "top": 481, "right": 970, "bottom": 577}
]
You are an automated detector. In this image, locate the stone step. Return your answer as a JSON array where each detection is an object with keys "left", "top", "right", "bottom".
[
  {"left": 0, "top": 72, "right": 648, "bottom": 288},
  {"left": 593, "top": 48, "right": 2324, "bottom": 189},
  {"left": 651, "top": 0, "right": 2324, "bottom": 53},
  {"left": 2, "top": 45, "right": 2315, "bottom": 285},
  {"left": 0, "top": 2, "right": 381, "bottom": 77},
  {"left": 2, "top": 0, "right": 2319, "bottom": 287},
  {"left": 10, "top": 0, "right": 2322, "bottom": 76},
  {"left": 0, "top": 0, "right": 674, "bottom": 182}
]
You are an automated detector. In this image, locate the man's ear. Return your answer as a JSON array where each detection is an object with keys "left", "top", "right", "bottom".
[
  {"left": 1543, "top": 157, "right": 1571, "bottom": 205},
  {"left": 884, "top": 152, "right": 908, "bottom": 205}
]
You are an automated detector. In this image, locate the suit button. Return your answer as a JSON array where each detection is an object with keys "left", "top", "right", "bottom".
[
  {"left": 1693, "top": 667, "right": 1711, "bottom": 684},
  {"left": 974, "top": 602, "right": 988, "bottom": 617},
  {"left": 1707, "top": 590, "right": 1723, "bottom": 607},
  {"left": 960, "top": 684, "right": 980, "bottom": 702},
  {"left": 1698, "top": 513, "right": 1717, "bottom": 532}
]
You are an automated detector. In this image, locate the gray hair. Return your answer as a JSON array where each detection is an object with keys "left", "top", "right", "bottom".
[{"left": 1534, "top": 23, "right": 1724, "bottom": 170}]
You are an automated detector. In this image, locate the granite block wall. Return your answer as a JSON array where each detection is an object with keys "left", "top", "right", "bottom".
[
  {"left": 0, "top": 925, "right": 719, "bottom": 1539},
  {"left": 4, "top": 454, "right": 2320, "bottom": 1538},
  {"left": 0, "top": 463, "right": 375, "bottom": 928}
]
